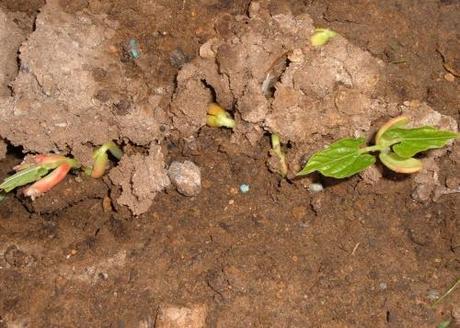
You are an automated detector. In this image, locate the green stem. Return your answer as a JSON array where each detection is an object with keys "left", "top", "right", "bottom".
[
  {"left": 271, "top": 134, "right": 281, "bottom": 153},
  {"left": 270, "top": 133, "right": 288, "bottom": 177},
  {"left": 359, "top": 145, "right": 385, "bottom": 154}
]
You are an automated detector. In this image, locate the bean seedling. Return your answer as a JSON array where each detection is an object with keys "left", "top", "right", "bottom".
[
  {"left": 298, "top": 116, "right": 458, "bottom": 179},
  {"left": 270, "top": 133, "right": 288, "bottom": 177},
  {"left": 0, "top": 154, "right": 80, "bottom": 199},
  {"left": 85, "top": 141, "right": 123, "bottom": 178},
  {"left": 206, "top": 103, "right": 236, "bottom": 129},
  {"left": 0, "top": 141, "right": 123, "bottom": 200}
]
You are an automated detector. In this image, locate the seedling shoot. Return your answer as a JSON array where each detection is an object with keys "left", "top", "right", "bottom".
[
  {"left": 206, "top": 103, "right": 236, "bottom": 129},
  {"left": 298, "top": 116, "right": 458, "bottom": 179},
  {"left": 0, "top": 154, "right": 80, "bottom": 199}
]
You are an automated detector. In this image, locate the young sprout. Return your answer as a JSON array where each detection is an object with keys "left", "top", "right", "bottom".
[
  {"left": 270, "top": 133, "right": 288, "bottom": 177},
  {"left": 86, "top": 141, "right": 123, "bottom": 178},
  {"left": 206, "top": 103, "right": 236, "bottom": 129},
  {"left": 24, "top": 162, "right": 72, "bottom": 198},
  {"left": 0, "top": 154, "right": 80, "bottom": 199},
  {"left": 298, "top": 116, "right": 458, "bottom": 179},
  {"left": 310, "top": 28, "right": 337, "bottom": 47}
]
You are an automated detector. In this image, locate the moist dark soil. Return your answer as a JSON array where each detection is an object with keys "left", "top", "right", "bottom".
[{"left": 0, "top": 1, "right": 459, "bottom": 327}]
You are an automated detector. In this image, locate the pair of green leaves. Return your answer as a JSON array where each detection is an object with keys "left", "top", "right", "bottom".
[{"left": 298, "top": 116, "right": 458, "bottom": 179}]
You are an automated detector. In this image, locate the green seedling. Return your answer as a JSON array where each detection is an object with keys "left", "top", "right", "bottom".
[
  {"left": 206, "top": 103, "right": 236, "bottom": 129},
  {"left": 298, "top": 116, "right": 458, "bottom": 179},
  {"left": 311, "top": 28, "right": 337, "bottom": 47},
  {"left": 0, "top": 154, "right": 80, "bottom": 199},
  {"left": 270, "top": 133, "right": 288, "bottom": 177},
  {"left": 85, "top": 142, "right": 123, "bottom": 178}
]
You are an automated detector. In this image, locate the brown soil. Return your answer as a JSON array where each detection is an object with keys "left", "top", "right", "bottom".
[{"left": 0, "top": 0, "right": 459, "bottom": 327}]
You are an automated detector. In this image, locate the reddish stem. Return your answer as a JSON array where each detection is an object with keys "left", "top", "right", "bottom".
[
  {"left": 24, "top": 163, "right": 71, "bottom": 199},
  {"left": 33, "top": 154, "right": 68, "bottom": 164}
]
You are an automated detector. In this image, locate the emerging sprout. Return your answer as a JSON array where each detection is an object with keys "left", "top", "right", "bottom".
[
  {"left": 298, "top": 116, "right": 458, "bottom": 179},
  {"left": 86, "top": 141, "right": 123, "bottom": 178},
  {"left": 270, "top": 133, "right": 288, "bottom": 177},
  {"left": 310, "top": 28, "right": 337, "bottom": 47},
  {"left": 0, "top": 154, "right": 80, "bottom": 199},
  {"left": 206, "top": 103, "right": 236, "bottom": 129}
]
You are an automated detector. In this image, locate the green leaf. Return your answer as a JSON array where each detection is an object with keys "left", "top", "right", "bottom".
[
  {"left": 0, "top": 165, "right": 51, "bottom": 193},
  {"left": 297, "top": 138, "right": 376, "bottom": 178},
  {"left": 375, "top": 116, "right": 409, "bottom": 147},
  {"left": 381, "top": 127, "right": 458, "bottom": 158},
  {"left": 379, "top": 152, "right": 422, "bottom": 173}
]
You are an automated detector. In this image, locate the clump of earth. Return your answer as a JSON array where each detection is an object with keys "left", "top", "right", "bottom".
[{"left": 0, "top": 0, "right": 457, "bottom": 215}]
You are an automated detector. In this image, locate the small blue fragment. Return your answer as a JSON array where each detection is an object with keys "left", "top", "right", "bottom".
[
  {"left": 127, "top": 39, "right": 141, "bottom": 59},
  {"left": 239, "top": 184, "right": 250, "bottom": 193}
]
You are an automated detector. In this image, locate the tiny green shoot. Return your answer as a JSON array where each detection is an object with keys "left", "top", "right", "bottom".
[
  {"left": 311, "top": 28, "right": 337, "bottom": 47},
  {"left": 270, "top": 133, "right": 288, "bottom": 177},
  {"left": 206, "top": 103, "right": 236, "bottom": 129},
  {"left": 298, "top": 116, "right": 458, "bottom": 179},
  {"left": 86, "top": 141, "right": 123, "bottom": 178}
]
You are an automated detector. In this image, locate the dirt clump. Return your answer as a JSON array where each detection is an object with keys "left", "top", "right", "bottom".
[
  {"left": 0, "top": 0, "right": 168, "bottom": 164},
  {"left": 0, "top": 9, "right": 25, "bottom": 98},
  {"left": 109, "top": 144, "right": 170, "bottom": 216}
]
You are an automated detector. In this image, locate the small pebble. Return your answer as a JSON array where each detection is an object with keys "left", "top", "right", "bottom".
[
  {"left": 308, "top": 183, "right": 324, "bottom": 193},
  {"left": 156, "top": 304, "right": 207, "bottom": 328},
  {"left": 379, "top": 282, "right": 388, "bottom": 290},
  {"left": 168, "top": 160, "right": 201, "bottom": 197},
  {"left": 240, "top": 184, "right": 250, "bottom": 193},
  {"left": 444, "top": 73, "right": 455, "bottom": 82}
]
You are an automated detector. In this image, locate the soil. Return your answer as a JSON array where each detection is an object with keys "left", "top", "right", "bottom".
[{"left": 0, "top": 0, "right": 459, "bottom": 327}]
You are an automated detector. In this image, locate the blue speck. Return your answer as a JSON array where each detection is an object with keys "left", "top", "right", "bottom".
[
  {"left": 239, "top": 184, "right": 250, "bottom": 193},
  {"left": 127, "top": 39, "right": 141, "bottom": 59}
]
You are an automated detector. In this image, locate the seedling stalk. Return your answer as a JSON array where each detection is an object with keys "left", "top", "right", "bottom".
[
  {"left": 206, "top": 103, "right": 235, "bottom": 129},
  {"left": 298, "top": 116, "right": 458, "bottom": 179}
]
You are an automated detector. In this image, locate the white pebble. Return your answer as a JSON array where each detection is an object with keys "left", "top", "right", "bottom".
[{"left": 308, "top": 183, "right": 324, "bottom": 193}]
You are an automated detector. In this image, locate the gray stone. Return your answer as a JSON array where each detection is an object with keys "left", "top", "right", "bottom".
[{"left": 168, "top": 160, "right": 201, "bottom": 197}]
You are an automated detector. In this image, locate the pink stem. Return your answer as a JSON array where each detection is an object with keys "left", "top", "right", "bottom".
[
  {"left": 14, "top": 154, "right": 68, "bottom": 171},
  {"left": 24, "top": 163, "right": 71, "bottom": 198},
  {"left": 34, "top": 154, "right": 67, "bottom": 165}
]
